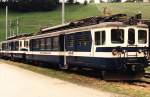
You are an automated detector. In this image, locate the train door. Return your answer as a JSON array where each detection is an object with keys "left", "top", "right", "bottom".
[
  {"left": 93, "top": 29, "right": 106, "bottom": 56},
  {"left": 59, "top": 34, "right": 68, "bottom": 69}
]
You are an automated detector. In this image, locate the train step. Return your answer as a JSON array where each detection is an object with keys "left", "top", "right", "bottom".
[
  {"left": 127, "top": 54, "right": 137, "bottom": 56},
  {"left": 126, "top": 63, "right": 141, "bottom": 65},
  {"left": 127, "top": 58, "right": 137, "bottom": 61}
]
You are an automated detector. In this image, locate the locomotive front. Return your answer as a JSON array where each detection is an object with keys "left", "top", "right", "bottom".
[{"left": 92, "top": 22, "right": 149, "bottom": 78}]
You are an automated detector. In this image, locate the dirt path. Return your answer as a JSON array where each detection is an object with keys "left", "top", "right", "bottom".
[{"left": 0, "top": 62, "right": 126, "bottom": 97}]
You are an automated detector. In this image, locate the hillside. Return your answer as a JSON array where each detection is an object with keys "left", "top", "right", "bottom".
[{"left": 0, "top": 3, "right": 150, "bottom": 41}]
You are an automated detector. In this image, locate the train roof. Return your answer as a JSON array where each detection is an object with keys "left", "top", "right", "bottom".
[
  {"left": 6, "top": 33, "right": 33, "bottom": 40},
  {"left": 39, "top": 14, "right": 148, "bottom": 35}
]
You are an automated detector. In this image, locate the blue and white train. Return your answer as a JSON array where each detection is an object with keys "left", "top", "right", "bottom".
[{"left": 0, "top": 14, "right": 149, "bottom": 80}]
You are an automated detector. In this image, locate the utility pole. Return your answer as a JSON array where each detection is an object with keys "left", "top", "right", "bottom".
[
  {"left": 9, "top": 19, "right": 12, "bottom": 37},
  {"left": 5, "top": 0, "right": 8, "bottom": 40},
  {"left": 62, "top": 0, "right": 67, "bottom": 69},
  {"left": 16, "top": 18, "right": 19, "bottom": 35},
  {"left": 62, "top": 0, "right": 65, "bottom": 24}
]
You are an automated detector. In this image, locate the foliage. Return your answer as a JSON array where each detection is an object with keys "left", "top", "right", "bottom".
[
  {"left": 0, "top": 0, "right": 5, "bottom": 8},
  {"left": 7, "top": 0, "right": 59, "bottom": 12},
  {"left": 67, "top": 0, "right": 74, "bottom": 4},
  {"left": 89, "top": 0, "right": 95, "bottom": 3},
  {"left": 84, "top": 0, "right": 88, "bottom": 5}
]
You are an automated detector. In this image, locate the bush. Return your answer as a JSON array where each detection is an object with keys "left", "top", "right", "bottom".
[
  {"left": 8, "top": 0, "right": 59, "bottom": 12},
  {"left": 0, "top": 1, "right": 5, "bottom": 8},
  {"left": 84, "top": 0, "right": 88, "bottom": 5}
]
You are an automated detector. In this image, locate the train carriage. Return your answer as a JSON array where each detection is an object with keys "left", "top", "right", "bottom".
[
  {"left": 0, "top": 14, "right": 149, "bottom": 80},
  {"left": 0, "top": 34, "right": 31, "bottom": 60}
]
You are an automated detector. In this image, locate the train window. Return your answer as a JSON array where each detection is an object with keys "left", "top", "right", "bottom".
[
  {"left": 34, "top": 39, "right": 40, "bottom": 50},
  {"left": 8, "top": 43, "right": 11, "bottom": 50},
  {"left": 52, "top": 37, "right": 59, "bottom": 51},
  {"left": 76, "top": 31, "right": 90, "bottom": 46},
  {"left": 15, "top": 41, "right": 19, "bottom": 51},
  {"left": 83, "top": 32, "right": 90, "bottom": 46},
  {"left": 67, "top": 34, "right": 74, "bottom": 47},
  {"left": 24, "top": 41, "right": 28, "bottom": 47},
  {"left": 40, "top": 38, "right": 45, "bottom": 50},
  {"left": 46, "top": 37, "right": 52, "bottom": 50},
  {"left": 95, "top": 31, "right": 105, "bottom": 45},
  {"left": 138, "top": 30, "right": 147, "bottom": 44},
  {"left": 11, "top": 42, "right": 15, "bottom": 51},
  {"left": 31, "top": 39, "right": 38, "bottom": 51},
  {"left": 128, "top": 29, "right": 135, "bottom": 45},
  {"left": 20, "top": 41, "right": 22, "bottom": 47},
  {"left": 2, "top": 43, "right": 7, "bottom": 50},
  {"left": 111, "top": 29, "right": 124, "bottom": 44}
]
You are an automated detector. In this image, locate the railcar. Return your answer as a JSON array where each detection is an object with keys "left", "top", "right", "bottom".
[
  {"left": 0, "top": 34, "right": 31, "bottom": 60},
  {"left": 0, "top": 14, "right": 149, "bottom": 80}
]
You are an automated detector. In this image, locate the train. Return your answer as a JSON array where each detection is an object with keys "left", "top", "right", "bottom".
[{"left": 0, "top": 14, "right": 150, "bottom": 80}]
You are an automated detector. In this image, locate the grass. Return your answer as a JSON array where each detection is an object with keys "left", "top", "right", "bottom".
[
  {"left": 1, "top": 59, "right": 150, "bottom": 97},
  {"left": 146, "top": 66, "right": 150, "bottom": 72},
  {"left": 1, "top": 3, "right": 150, "bottom": 41}
]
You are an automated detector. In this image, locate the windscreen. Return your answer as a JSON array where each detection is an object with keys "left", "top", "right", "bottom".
[{"left": 111, "top": 29, "right": 124, "bottom": 44}]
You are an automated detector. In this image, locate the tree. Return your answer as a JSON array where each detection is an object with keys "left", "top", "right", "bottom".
[
  {"left": 8, "top": 0, "right": 59, "bottom": 12},
  {"left": 0, "top": 0, "right": 5, "bottom": 8},
  {"left": 67, "top": 0, "right": 74, "bottom": 4},
  {"left": 89, "top": 0, "right": 94, "bottom": 3},
  {"left": 84, "top": 0, "right": 88, "bottom": 5}
]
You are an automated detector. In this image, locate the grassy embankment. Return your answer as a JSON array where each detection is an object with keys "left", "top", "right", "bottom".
[{"left": 1, "top": 3, "right": 150, "bottom": 41}]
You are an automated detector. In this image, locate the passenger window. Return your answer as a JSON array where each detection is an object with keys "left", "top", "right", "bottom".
[
  {"left": 138, "top": 30, "right": 147, "bottom": 44},
  {"left": 128, "top": 29, "right": 135, "bottom": 45},
  {"left": 52, "top": 37, "right": 59, "bottom": 51},
  {"left": 76, "top": 31, "right": 91, "bottom": 46},
  {"left": 40, "top": 38, "right": 45, "bottom": 50},
  {"left": 35, "top": 39, "right": 40, "bottom": 50},
  {"left": 111, "top": 29, "right": 124, "bottom": 44},
  {"left": 95, "top": 31, "right": 105, "bottom": 45},
  {"left": 46, "top": 38, "right": 52, "bottom": 50},
  {"left": 67, "top": 34, "right": 74, "bottom": 48}
]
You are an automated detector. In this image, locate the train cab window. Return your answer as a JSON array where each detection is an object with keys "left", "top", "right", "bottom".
[
  {"left": 95, "top": 31, "right": 105, "bottom": 45},
  {"left": 111, "top": 29, "right": 124, "bottom": 44},
  {"left": 15, "top": 41, "right": 19, "bottom": 51},
  {"left": 20, "top": 41, "right": 22, "bottom": 47},
  {"left": 46, "top": 37, "right": 52, "bottom": 50},
  {"left": 128, "top": 28, "right": 135, "bottom": 45},
  {"left": 24, "top": 41, "right": 29, "bottom": 47},
  {"left": 138, "top": 30, "right": 147, "bottom": 44}
]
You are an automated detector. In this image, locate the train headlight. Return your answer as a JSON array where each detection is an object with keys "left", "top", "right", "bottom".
[
  {"left": 112, "top": 49, "right": 118, "bottom": 56},
  {"left": 122, "top": 50, "right": 126, "bottom": 54},
  {"left": 138, "top": 49, "right": 142, "bottom": 54},
  {"left": 143, "top": 49, "right": 148, "bottom": 56}
]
